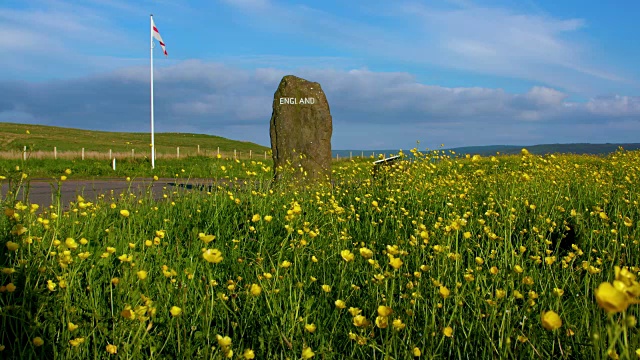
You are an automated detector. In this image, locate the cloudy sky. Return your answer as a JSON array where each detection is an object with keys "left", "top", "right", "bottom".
[{"left": 1, "top": 0, "right": 639, "bottom": 149}]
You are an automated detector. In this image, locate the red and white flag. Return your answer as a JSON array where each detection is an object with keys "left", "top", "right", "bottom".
[{"left": 151, "top": 17, "right": 167, "bottom": 56}]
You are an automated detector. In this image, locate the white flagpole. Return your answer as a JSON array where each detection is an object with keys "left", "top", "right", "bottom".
[{"left": 150, "top": 14, "right": 156, "bottom": 169}]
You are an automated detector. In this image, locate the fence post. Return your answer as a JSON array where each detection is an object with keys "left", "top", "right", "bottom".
[
  {"left": 217, "top": 147, "right": 220, "bottom": 156},
  {"left": 22, "top": 146, "right": 26, "bottom": 161},
  {"left": 132, "top": 149, "right": 135, "bottom": 158},
  {"left": 177, "top": 147, "right": 180, "bottom": 159},
  {"left": 264, "top": 151, "right": 267, "bottom": 160},
  {"left": 112, "top": 158, "right": 116, "bottom": 170},
  {"left": 197, "top": 145, "right": 200, "bottom": 154},
  {"left": 361, "top": 151, "right": 364, "bottom": 158},
  {"left": 234, "top": 149, "right": 236, "bottom": 160},
  {"left": 54, "top": 146, "right": 57, "bottom": 160},
  {"left": 109, "top": 149, "right": 112, "bottom": 160},
  {"left": 336, "top": 154, "right": 339, "bottom": 160},
  {"left": 350, "top": 151, "right": 352, "bottom": 160},
  {"left": 249, "top": 150, "right": 252, "bottom": 159},
  {"left": 82, "top": 148, "right": 85, "bottom": 160}
]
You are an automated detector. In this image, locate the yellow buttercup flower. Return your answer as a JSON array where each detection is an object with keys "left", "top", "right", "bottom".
[
  {"left": 203, "top": 249, "right": 223, "bottom": 263},
  {"left": 33, "top": 337, "right": 44, "bottom": 347},
  {"left": 353, "top": 315, "right": 369, "bottom": 327},
  {"left": 243, "top": 349, "right": 256, "bottom": 359},
  {"left": 341, "top": 250, "right": 355, "bottom": 262},
  {"left": 250, "top": 283, "right": 262, "bottom": 296},
  {"left": 170, "top": 306, "right": 182, "bottom": 317},
  {"left": 68, "top": 322, "right": 79, "bottom": 332},
  {"left": 392, "top": 318, "right": 406, "bottom": 330},
  {"left": 106, "top": 344, "right": 117, "bottom": 354},
  {"left": 439, "top": 286, "right": 450, "bottom": 299},
  {"left": 305, "top": 323, "right": 317, "bottom": 333},
  {"left": 595, "top": 282, "right": 630, "bottom": 314},
  {"left": 443, "top": 326, "right": 453, "bottom": 337},
  {"left": 335, "top": 299, "right": 346, "bottom": 309},
  {"left": 119, "top": 210, "right": 130, "bottom": 217},
  {"left": 6, "top": 241, "right": 19, "bottom": 251},
  {"left": 359, "top": 247, "right": 373, "bottom": 259},
  {"left": 199, "top": 233, "right": 216, "bottom": 243},
  {"left": 377, "top": 305, "right": 393, "bottom": 317},
  {"left": 69, "top": 337, "right": 85, "bottom": 347},
  {"left": 302, "top": 346, "right": 315, "bottom": 359},
  {"left": 541, "top": 310, "right": 562, "bottom": 331},
  {"left": 388, "top": 255, "right": 403, "bottom": 269},
  {"left": 216, "top": 335, "right": 232, "bottom": 347},
  {"left": 137, "top": 270, "right": 148, "bottom": 280}
]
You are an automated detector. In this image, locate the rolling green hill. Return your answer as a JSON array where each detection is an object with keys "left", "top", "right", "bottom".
[{"left": 0, "top": 122, "right": 269, "bottom": 155}]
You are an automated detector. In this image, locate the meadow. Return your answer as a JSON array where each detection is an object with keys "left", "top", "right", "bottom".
[{"left": 0, "top": 147, "right": 639, "bottom": 359}]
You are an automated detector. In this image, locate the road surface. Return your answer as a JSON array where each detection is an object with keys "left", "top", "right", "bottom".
[{"left": 0, "top": 178, "right": 222, "bottom": 208}]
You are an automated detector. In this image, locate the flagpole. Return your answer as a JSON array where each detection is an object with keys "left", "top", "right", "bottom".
[{"left": 150, "top": 14, "right": 156, "bottom": 169}]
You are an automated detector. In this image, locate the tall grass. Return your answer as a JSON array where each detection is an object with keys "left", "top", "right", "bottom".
[{"left": 0, "top": 148, "right": 639, "bottom": 359}]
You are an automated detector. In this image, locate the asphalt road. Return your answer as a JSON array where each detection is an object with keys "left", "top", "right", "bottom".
[{"left": 0, "top": 178, "right": 219, "bottom": 208}]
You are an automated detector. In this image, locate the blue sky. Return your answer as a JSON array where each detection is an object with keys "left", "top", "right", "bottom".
[{"left": 1, "top": 0, "right": 639, "bottom": 150}]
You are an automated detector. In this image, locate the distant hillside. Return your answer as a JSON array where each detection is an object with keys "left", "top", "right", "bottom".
[
  {"left": 446, "top": 143, "right": 640, "bottom": 156},
  {"left": 0, "top": 122, "right": 269, "bottom": 155},
  {"left": 333, "top": 143, "right": 640, "bottom": 159}
]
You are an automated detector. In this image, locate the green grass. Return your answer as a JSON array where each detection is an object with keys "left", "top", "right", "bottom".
[
  {"left": 0, "top": 122, "right": 268, "bottom": 156},
  {"left": 0, "top": 148, "right": 639, "bottom": 359}
]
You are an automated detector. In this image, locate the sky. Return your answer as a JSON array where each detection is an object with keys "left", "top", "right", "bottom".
[{"left": 1, "top": 0, "right": 639, "bottom": 150}]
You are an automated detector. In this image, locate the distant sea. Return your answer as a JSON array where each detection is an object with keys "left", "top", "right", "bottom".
[{"left": 332, "top": 143, "right": 640, "bottom": 159}]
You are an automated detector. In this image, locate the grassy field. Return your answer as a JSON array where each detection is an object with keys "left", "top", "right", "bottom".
[
  {"left": 0, "top": 122, "right": 268, "bottom": 159},
  {"left": 0, "top": 148, "right": 639, "bottom": 359}
]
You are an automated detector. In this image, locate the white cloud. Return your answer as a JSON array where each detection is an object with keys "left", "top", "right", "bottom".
[{"left": 1, "top": 60, "right": 638, "bottom": 148}]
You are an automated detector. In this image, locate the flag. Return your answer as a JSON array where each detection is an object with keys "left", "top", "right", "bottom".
[{"left": 151, "top": 17, "right": 167, "bottom": 56}]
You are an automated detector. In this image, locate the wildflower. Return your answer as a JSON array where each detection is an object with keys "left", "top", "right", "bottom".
[
  {"left": 439, "top": 286, "right": 450, "bottom": 299},
  {"left": 243, "top": 349, "right": 255, "bottom": 359},
  {"left": 216, "top": 335, "right": 232, "bottom": 347},
  {"left": 413, "top": 347, "right": 421, "bottom": 356},
  {"left": 203, "top": 249, "right": 223, "bottom": 263},
  {"left": 514, "top": 265, "right": 524, "bottom": 273},
  {"left": 388, "top": 255, "right": 403, "bottom": 269},
  {"left": 33, "top": 337, "right": 44, "bottom": 347},
  {"left": 305, "top": 323, "right": 317, "bottom": 333},
  {"left": 553, "top": 288, "right": 564, "bottom": 297},
  {"left": 60, "top": 176, "right": 67, "bottom": 181},
  {"left": 47, "top": 280, "right": 57, "bottom": 291},
  {"left": 137, "top": 270, "right": 148, "bottom": 280},
  {"left": 65, "top": 238, "right": 78, "bottom": 250},
  {"left": 392, "top": 318, "right": 406, "bottom": 330},
  {"left": 106, "top": 344, "right": 117, "bottom": 354},
  {"left": 121, "top": 305, "right": 135, "bottom": 320},
  {"left": 69, "top": 337, "right": 85, "bottom": 347},
  {"left": 170, "top": 306, "right": 182, "bottom": 317},
  {"left": 106, "top": 247, "right": 116, "bottom": 254},
  {"left": 341, "top": 250, "right": 355, "bottom": 262},
  {"left": 281, "top": 260, "right": 292, "bottom": 268},
  {"left": 250, "top": 283, "right": 262, "bottom": 296},
  {"left": 353, "top": 315, "right": 369, "bottom": 327},
  {"left": 359, "top": 247, "right": 374, "bottom": 258},
  {"left": 119, "top": 210, "right": 130, "bottom": 217},
  {"left": 65, "top": 169, "right": 72, "bottom": 175},
  {"left": 1, "top": 268, "right": 15, "bottom": 275},
  {"left": 302, "top": 346, "right": 315, "bottom": 359},
  {"left": 335, "top": 299, "right": 346, "bottom": 309},
  {"left": 251, "top": 214, "right": 261, "bottom": 222},
  {"left": 6, "top": 283, "right": 16, "bottom": 292},
  {"left": 199, "top": 233, "right": 216, "bottom": 243},
  {"left": 595, "top": 282, "right": 630, "bottom": 314},
  {"left": 375, "top": 316, "right": 388, "bottom": 328},
  {"left": 443, "top": 326, "right": 453, "bottom": 337},
  {"left": 321, "top": 284, "right": 331, "bottom": 293},
  {"left": 541, "top": 310, "right": 562, "bottom": 331},
  {"left": 490, "top": 266, "right": 499, "bottom": 275},
  {"left": 68, "top": 322, "right": 79, "bottom": 332},
  {"left": 6, "top": 241, "right": 19, "bottom": 251},
  {"left": 378, "top": 305, "right": 393, "bottom": 317},
  {"left": 263, "top": 215, "right": 273, "bottom": 222}
]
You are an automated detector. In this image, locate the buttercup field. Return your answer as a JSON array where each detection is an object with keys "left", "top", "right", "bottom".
[{"left": 1, "top": 144, "right": 639, "bottom": 358}]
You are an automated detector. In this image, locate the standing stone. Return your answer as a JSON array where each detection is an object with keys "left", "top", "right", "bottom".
[{"left": 270, "top": 75, "right": 332, "bottom": 184}]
